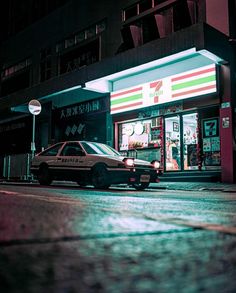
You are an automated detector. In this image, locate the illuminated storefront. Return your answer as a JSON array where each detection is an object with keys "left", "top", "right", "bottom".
[{"left": 111, "top": 64, "right": 221, "bottom": 173}]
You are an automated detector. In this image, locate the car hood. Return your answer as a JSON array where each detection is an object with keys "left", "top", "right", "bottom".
[{"left": 95, "top": 154, "right": 152, "bottom": 166}]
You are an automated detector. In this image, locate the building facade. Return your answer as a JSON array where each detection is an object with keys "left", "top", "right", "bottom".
[{"left": 0, "top": 0, "right": 235, "bottom": 182}]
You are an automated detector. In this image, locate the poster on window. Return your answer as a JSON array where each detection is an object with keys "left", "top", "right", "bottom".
[
  {"left": 211, "top": 137, "right": 220, "bottom": 151},
  {"left": 187, "top": 144, "right": 198, "bottom": 166},
  {"left": 204, "top": 152, "right": 221, "bottom": 166},
  {"left": 203, "top": 138, "right": 211, "bottom": 152},
  {"left": 202, "top": 118, "right": 219, "bottom": 138}
]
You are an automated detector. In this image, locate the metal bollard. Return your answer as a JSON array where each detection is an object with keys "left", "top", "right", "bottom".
[
  {"left": 26, "top": 153, "right": 31, "bottom": 180},
  {"left": 7, "top": 155, "right": 11, "bottom": 180},
  {"left": 3, "top": 156, "right": 7, "bottom": 178}
]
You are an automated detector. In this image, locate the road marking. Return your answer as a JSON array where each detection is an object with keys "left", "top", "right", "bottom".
[
  {"left": 0, "top": 190, "right": 19, "bottom": 195},
  {"left": 99, "top": 208, "right": 236, "bottom": 235},
  {"left": 5, "top": 192, "right": 84, "bottom": 206},
  {"left": 142, "top": 213, "right": 236, "bottom": 235},
  {"left": 0, "top": 189, "right": 84, "bottom": 206}
]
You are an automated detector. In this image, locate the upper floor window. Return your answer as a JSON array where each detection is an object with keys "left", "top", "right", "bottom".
[
  {"left": 0, "top": 58, "right": 32, "bottom": 96},
  {"left": 58, "top": 39, "right": 100, "bottom": 75},
  {"left": 86, "top": 26, "right": 96, "bottom": 39},
  {"left": 65, "top": 37, "right": 76, "bottom": 49},
  {"left": 124, "top": 4, "right": 138, "bottom": 20},
  {"left": 123, "top": 0, "right": 155, "bottom": 21},
  {"left": 122, "top": 0, "right": 195, "bottom": 22},
  {"left": 75, "top": 31, "right": 86, "bottom": 44},
  {"left": 56, "top": 19, "right": 106, "bottom": 53},
  {"left": 1, "top": 58, "right": 32, "bottom": 80},
  {"left": 119, "top": 0, "right": 197, "bottom": 53},
  {"left": 40, "top": 48, "right": 52, "bottom": 82}
]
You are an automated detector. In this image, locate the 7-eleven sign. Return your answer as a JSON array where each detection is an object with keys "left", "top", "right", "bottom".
[{"left": 150, "top": 80, "right": 163, "bottom": 104}]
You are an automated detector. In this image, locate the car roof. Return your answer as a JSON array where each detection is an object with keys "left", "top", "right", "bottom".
[{"left": 60, "top": 141, "right": 102, "bottom": 144}]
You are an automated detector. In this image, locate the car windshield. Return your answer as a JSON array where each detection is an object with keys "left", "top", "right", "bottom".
[{"left": 81, "top": 142, "right": 120, "bottom": 156}]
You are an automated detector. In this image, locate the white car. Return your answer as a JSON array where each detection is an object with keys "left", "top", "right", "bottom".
[{"left": 30, "top": 141, "right": 162, "bottom": 190}]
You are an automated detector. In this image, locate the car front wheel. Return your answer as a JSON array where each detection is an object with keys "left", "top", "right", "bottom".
[
  {"left": 38, "top": 165, "right": 52, "bottom": 186},
  {"left": 92, "top": 164, "right": 110, "bottom": 189}
]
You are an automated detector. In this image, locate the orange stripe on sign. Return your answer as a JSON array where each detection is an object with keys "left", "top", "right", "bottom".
[
  {"left": 172, "top": 84, "right": 216, "bottom": 98},
  {"left": 111, "top": 87, "right": 143, "bottom": 98},
  {"left": 111, "top": 101, "right": 143, "bottom": 112},
  {"left": 171, "top": 67, "right": 215, "bottom": 82}
]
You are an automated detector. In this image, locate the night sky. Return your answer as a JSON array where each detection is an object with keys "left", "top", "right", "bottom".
[{"left": 0, "top": 1, "right": 10, "bottom": 44}]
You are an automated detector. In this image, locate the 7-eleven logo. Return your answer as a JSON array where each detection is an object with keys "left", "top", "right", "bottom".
[{"left": 150, "top": 80, "right": 163, "bottom": 104}]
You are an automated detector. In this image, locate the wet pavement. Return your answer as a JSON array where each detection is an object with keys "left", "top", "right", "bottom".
[{"left": 0, "top": 184, "right": 236, "bottom": 292}]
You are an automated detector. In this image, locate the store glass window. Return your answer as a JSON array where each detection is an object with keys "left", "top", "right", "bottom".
[
  {"left": 119, "top": 120, "right": 151, "bottom": 150},
  {"left": 119, "top": 118, "right": 163, "bottom": 150},
  {"left": 165, "top": 116, "right": 181, "bottom": 171},
  {"left": 118, "top": 118, "right": 162, "bottom": 162}
]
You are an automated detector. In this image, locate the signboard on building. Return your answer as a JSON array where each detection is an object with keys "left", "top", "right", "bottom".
[
  {"left": 54, "top": 97, "right": 109, "bottom": 142},
  {"left": 110, "top": 64, "right": 217, "bottom": 114},
  {"left": 202, "top": 118, "right": 219, "bottom": 137},
  {"left": 57, "top": 97, "right": 108, "bottom": 121}
]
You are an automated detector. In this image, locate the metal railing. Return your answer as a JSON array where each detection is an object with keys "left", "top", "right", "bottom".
[{"left": 1, "top": 153, "right": 32, "bottom": 181}]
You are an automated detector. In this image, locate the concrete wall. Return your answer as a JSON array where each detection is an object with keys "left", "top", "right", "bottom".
[{"left": 205, "top": 0, "right": 229, "bottom": 36}]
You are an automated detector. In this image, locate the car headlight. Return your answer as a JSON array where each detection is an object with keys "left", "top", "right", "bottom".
[
  {"left": 123, "top": 158, "right": 134, "bottom": 167},
  {"left": 151, "top": 160, "right": 160, "bottom": 169}
]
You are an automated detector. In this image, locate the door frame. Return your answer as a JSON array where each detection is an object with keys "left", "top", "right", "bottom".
[{"left": 164, "top": 111, "right": 199, "bottom": 172}]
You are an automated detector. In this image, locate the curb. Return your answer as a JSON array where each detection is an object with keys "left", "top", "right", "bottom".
[{"left": 1, "top": 180, "right": 236, "bottom": 193}]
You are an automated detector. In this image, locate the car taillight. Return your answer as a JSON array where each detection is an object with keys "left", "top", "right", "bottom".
[
  {"left": 151, "top": 160, "right": 160, "bottom": 169},
  {"left": 123, "top": 158, "right": 134, "bottom": 167}
]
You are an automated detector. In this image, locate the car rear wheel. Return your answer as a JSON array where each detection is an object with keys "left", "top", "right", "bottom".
[
  {"left": 92, "top": 164, "right": 110, "bottom": 189},
  {"left": 132, "top": 182, "right": 149, "bottom": 191},
  {"left": 38, "top": 165, "right": 52, "bottom": 185}
]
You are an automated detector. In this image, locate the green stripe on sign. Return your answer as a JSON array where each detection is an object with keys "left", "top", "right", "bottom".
[
  {"left": 111, "top": 93, "right": 143, "bottom": 106},
  {"left": 172, "top": 75, "right": 216, "bottom": 91}
]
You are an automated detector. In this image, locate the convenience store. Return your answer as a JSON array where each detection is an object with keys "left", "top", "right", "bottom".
[
  {"left": 111, "top": 63, "right": 220, "bottom": 174},
  {"left": 86, "top": 44, "right": 234, "bottom": 182}
]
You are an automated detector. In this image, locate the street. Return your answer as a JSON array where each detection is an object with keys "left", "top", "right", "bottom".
[{"left": 0, "top": 183, "right": 236, "bottom": 293}]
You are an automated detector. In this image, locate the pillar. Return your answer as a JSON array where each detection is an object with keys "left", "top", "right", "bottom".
[{"left": 220, "top": 65, "right": 235, "bottom": 183}]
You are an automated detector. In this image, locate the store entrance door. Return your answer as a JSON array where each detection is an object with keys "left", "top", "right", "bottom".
[
  {"left": 164, "top": 113, "right": 199, "bottom": 172},
  {"left": 182, "top": 113, "right": 198, "bottom": 171}
]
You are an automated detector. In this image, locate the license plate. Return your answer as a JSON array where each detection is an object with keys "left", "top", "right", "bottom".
[{"left": 140, "top": 174, "right": 150, "bottom": 182}]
